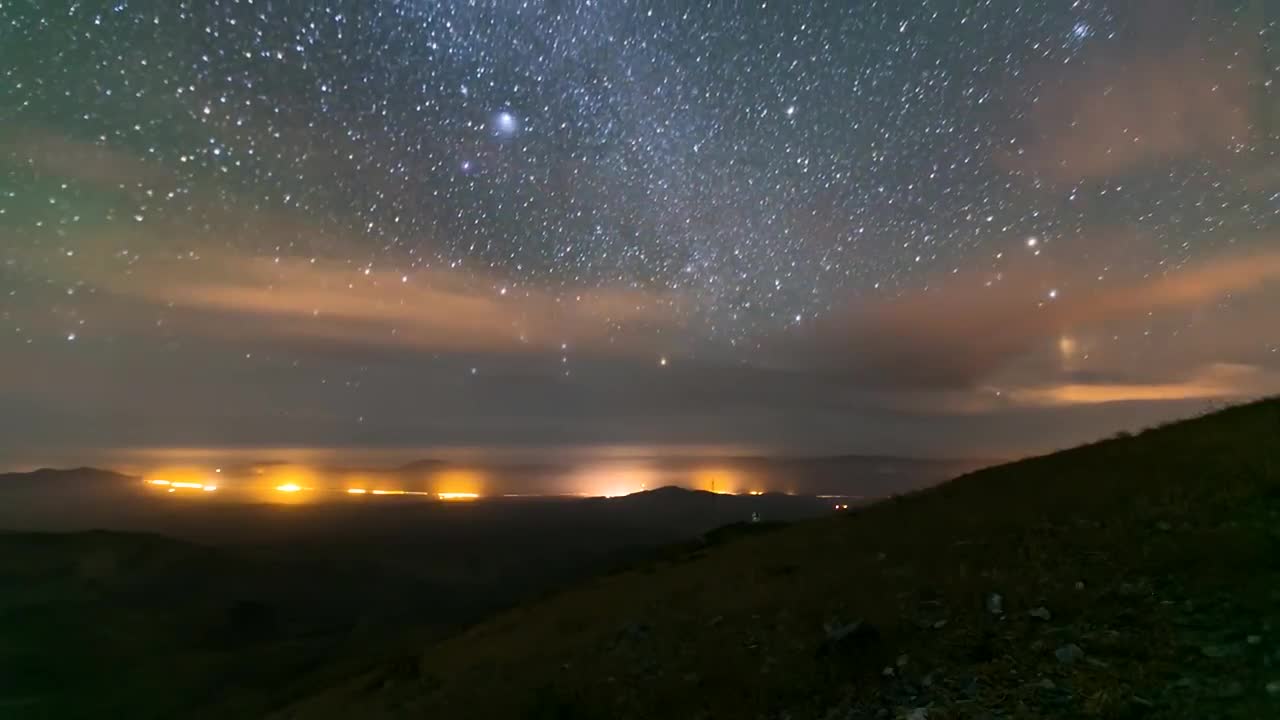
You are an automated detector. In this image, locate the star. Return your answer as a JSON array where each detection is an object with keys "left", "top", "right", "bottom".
[{"left": 491, "top": 111, "right": 519, "bottom": 139}]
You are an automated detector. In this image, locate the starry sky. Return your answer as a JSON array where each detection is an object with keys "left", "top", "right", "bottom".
[{"left": 2, "top": 0, "right": 1278, "bottom": 467}]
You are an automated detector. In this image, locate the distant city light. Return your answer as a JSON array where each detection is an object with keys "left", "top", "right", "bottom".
[{"left": 438, "top": 492, "right": 478, "bottom": 500}]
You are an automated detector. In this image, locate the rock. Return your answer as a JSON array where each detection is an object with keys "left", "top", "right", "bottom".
[
  {"left": 1074, "top": 581, "right": 1085, "bottom": 591},
  {"left": 1247, "top": 634, "right": 1261, "bottom": 645},
  {"left": 818, "top": 620, "right": 881, "bottom": 657},
  {"left": 1037, "top": 678, "right": 1056, "bottom": 690},
  {"left": 986, "top": 593, "right": 1004, "bottom": 615},
  {"left": 904, "top": 709, "right": 928, "bottom": 720},
  {"left": 1266, "top": 680, "right": 1280, "bottom": 695},
  {"left": 882, "top": 666, "right": 895, "bottom": 677},
  {"left": 1028, "top": 606, "right": 1052, "bottom": 621},
  {"left": 933, "top": 619, "right": 948, "bottom": 630},
  {"left": 1200, "top": 643, "right": 1243, "bottom": 658},
  {"left": 1156, "top": 521, "right": 1172, "bottom": 531},
  {"left": 1217, "top": 681, "right": 1244, "bottom": 699},
  {"left": 1055, "top": 643, "right": 1085, "bottom": 665},
  {"left": 896, "top": 654, "right": 910, "bottom": 668},
  {"left": 709, "top": 615, "right": 724, "bottom": 627}
]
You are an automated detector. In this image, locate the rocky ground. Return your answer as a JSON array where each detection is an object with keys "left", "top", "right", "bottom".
[{"left": 278, "top": 399, "right": 1280, "bottom": 720}]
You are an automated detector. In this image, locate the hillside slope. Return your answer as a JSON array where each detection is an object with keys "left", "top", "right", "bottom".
[{"left": 281, "top": 399, "right": 1280, "bottom": 720}]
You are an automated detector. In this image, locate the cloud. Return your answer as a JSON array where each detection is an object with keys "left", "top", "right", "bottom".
[
  {"left": 797, "top": 244, "right": 1280, "bottom": 397},
  {"left": 74, "top": 251, "right": 680, "bottom": 357},
  {"left": 0, "top": 127, "right": 174, "bottom": 187},
  {"left": 1003, "top": 31, "right": 1259, "bottom": 182},
  {"left": 1006, "top": 363, "right": 1278, "bottom": 407}
]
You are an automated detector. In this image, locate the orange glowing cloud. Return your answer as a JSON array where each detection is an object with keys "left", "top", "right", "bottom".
[
  {"left": 1007, "top": 364, "right": 1277, "bottom": 407},
  {"left": 804, "top": 243, "right": 1280, "bottom": 394},
  {"left": 76, "top": 250, "right": 681, "bottom": 357}
]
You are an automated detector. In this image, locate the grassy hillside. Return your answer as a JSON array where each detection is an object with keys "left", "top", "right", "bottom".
[{"left": 280, "top": 399, "right": 1280, "bottom": 720}]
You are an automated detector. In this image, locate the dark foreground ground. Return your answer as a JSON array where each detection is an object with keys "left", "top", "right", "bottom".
[
  {"left": 0, "top": 485, "right": 832, "bottom": 719},
  {"left": 278, "top": 399, "right": 1280, "bottom": 719},
  {"left": 3, "top": 400, "right": 1278, "bottom": 719}
]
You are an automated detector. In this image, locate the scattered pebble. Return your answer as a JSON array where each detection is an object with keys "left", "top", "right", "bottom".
[
  {"left": 1217, "top": 681, "right": 1244, "bottom": 699},
  {"left": 1028, "top": 606, "right": 1052, "bottom": 621},
  {"left": 1201, "top": 643, "right": 1243, "bottom": 658},
  {"left": 1055, "top": 643, "right": 1085, "bottom": 665},
  {"left": 986, "top": 593, "right": 1004, "bottom": 615}
]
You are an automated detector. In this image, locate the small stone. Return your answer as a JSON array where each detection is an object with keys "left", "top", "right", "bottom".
[
  {"left": 905, "top": 709, "right": 928, "bottom": 720},
  {"left": 1074, "top": 581, "right": 1085, "bottom": 591},
  {"left": 1217, "top": 681, "right": 1244, "bottom": 698},
  {"left": 1156, "top": 521, "right": 1172, "bottom": 531},
  {"left": 986, "top": 593, "right": 1004, "bottom": 615},
  {"left": 921, "top": 673, "right": 935, "bottom": 688},
  {"left": 933, "top": 619, "right": 948, "bottom": 629},
  {"left": 897, "top": 654, "right": 910, "bottom": 668},
  {"left": 1247, "top": 634, "right": 1262, "bottom": 645},
  {"left": 1055, "top": 643, "right": 1085, "bottom": 665},
  {"left": 818, "top": 620, "right": 881, "bottom": 657},
  {"left": 1201, "top": 643, "right": 1243, "bottom": 658},
  {"left": 1028, "top": 606, "right": 1052, "bottom": 621},
  {"left": 1266, "top": 680, "right": 1280, "bottom": 695},
  {"left": 883, "top": 666, "right": 896, "bottom": 677},
  {"left": 1037, "top": 678, "right": 1056, "bottom": 690}
]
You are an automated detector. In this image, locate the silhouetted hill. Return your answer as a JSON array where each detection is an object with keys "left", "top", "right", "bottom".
[
  {"left": 0, "top": 466, "right": 133, "bottom": 488},
  {"left": 280, "top": 399, "right": 1280, "bottom": 720}
]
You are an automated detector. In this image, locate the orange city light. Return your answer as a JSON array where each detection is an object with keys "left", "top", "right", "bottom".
[{"left": 437, "top": 492, "right": 480, "bottom": 501}]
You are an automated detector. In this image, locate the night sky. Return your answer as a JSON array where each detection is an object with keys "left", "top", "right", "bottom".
[{"left": 2, "top": 1, "right": 1278, "bottom": 466}]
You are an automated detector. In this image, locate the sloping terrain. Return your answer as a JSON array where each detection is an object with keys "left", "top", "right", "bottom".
[
  {"left": 280, "top": 399, "right": 1280, "bottom": 719},
  {"left": 0, "top": 530, "right": 446, "bottom": 719}
]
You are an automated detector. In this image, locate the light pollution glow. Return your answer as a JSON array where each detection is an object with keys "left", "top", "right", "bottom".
[{"left": 137, "top": 461, "right": 774, "bottom": 503}]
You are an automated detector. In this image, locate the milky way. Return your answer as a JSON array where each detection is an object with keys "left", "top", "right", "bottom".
[{"left": 1, "top": 1, "right": 1278, "bottom": 463}]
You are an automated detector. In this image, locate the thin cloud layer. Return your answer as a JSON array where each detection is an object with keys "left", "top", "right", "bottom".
[
  {"left": 800, "top": 245, "right": 1280, "bottom": 402},
  {"left": 1004, "top": 20, "right": 1259, "bottom": 182}
]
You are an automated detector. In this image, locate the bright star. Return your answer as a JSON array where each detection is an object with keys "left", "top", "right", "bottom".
[{"left": 492, "top": 111, "right": 519, "bottom": 138}]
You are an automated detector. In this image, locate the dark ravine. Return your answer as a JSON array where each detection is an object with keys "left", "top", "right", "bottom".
[{"left": 276, "top": 398, "right": 1280, "bottom": 719}]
